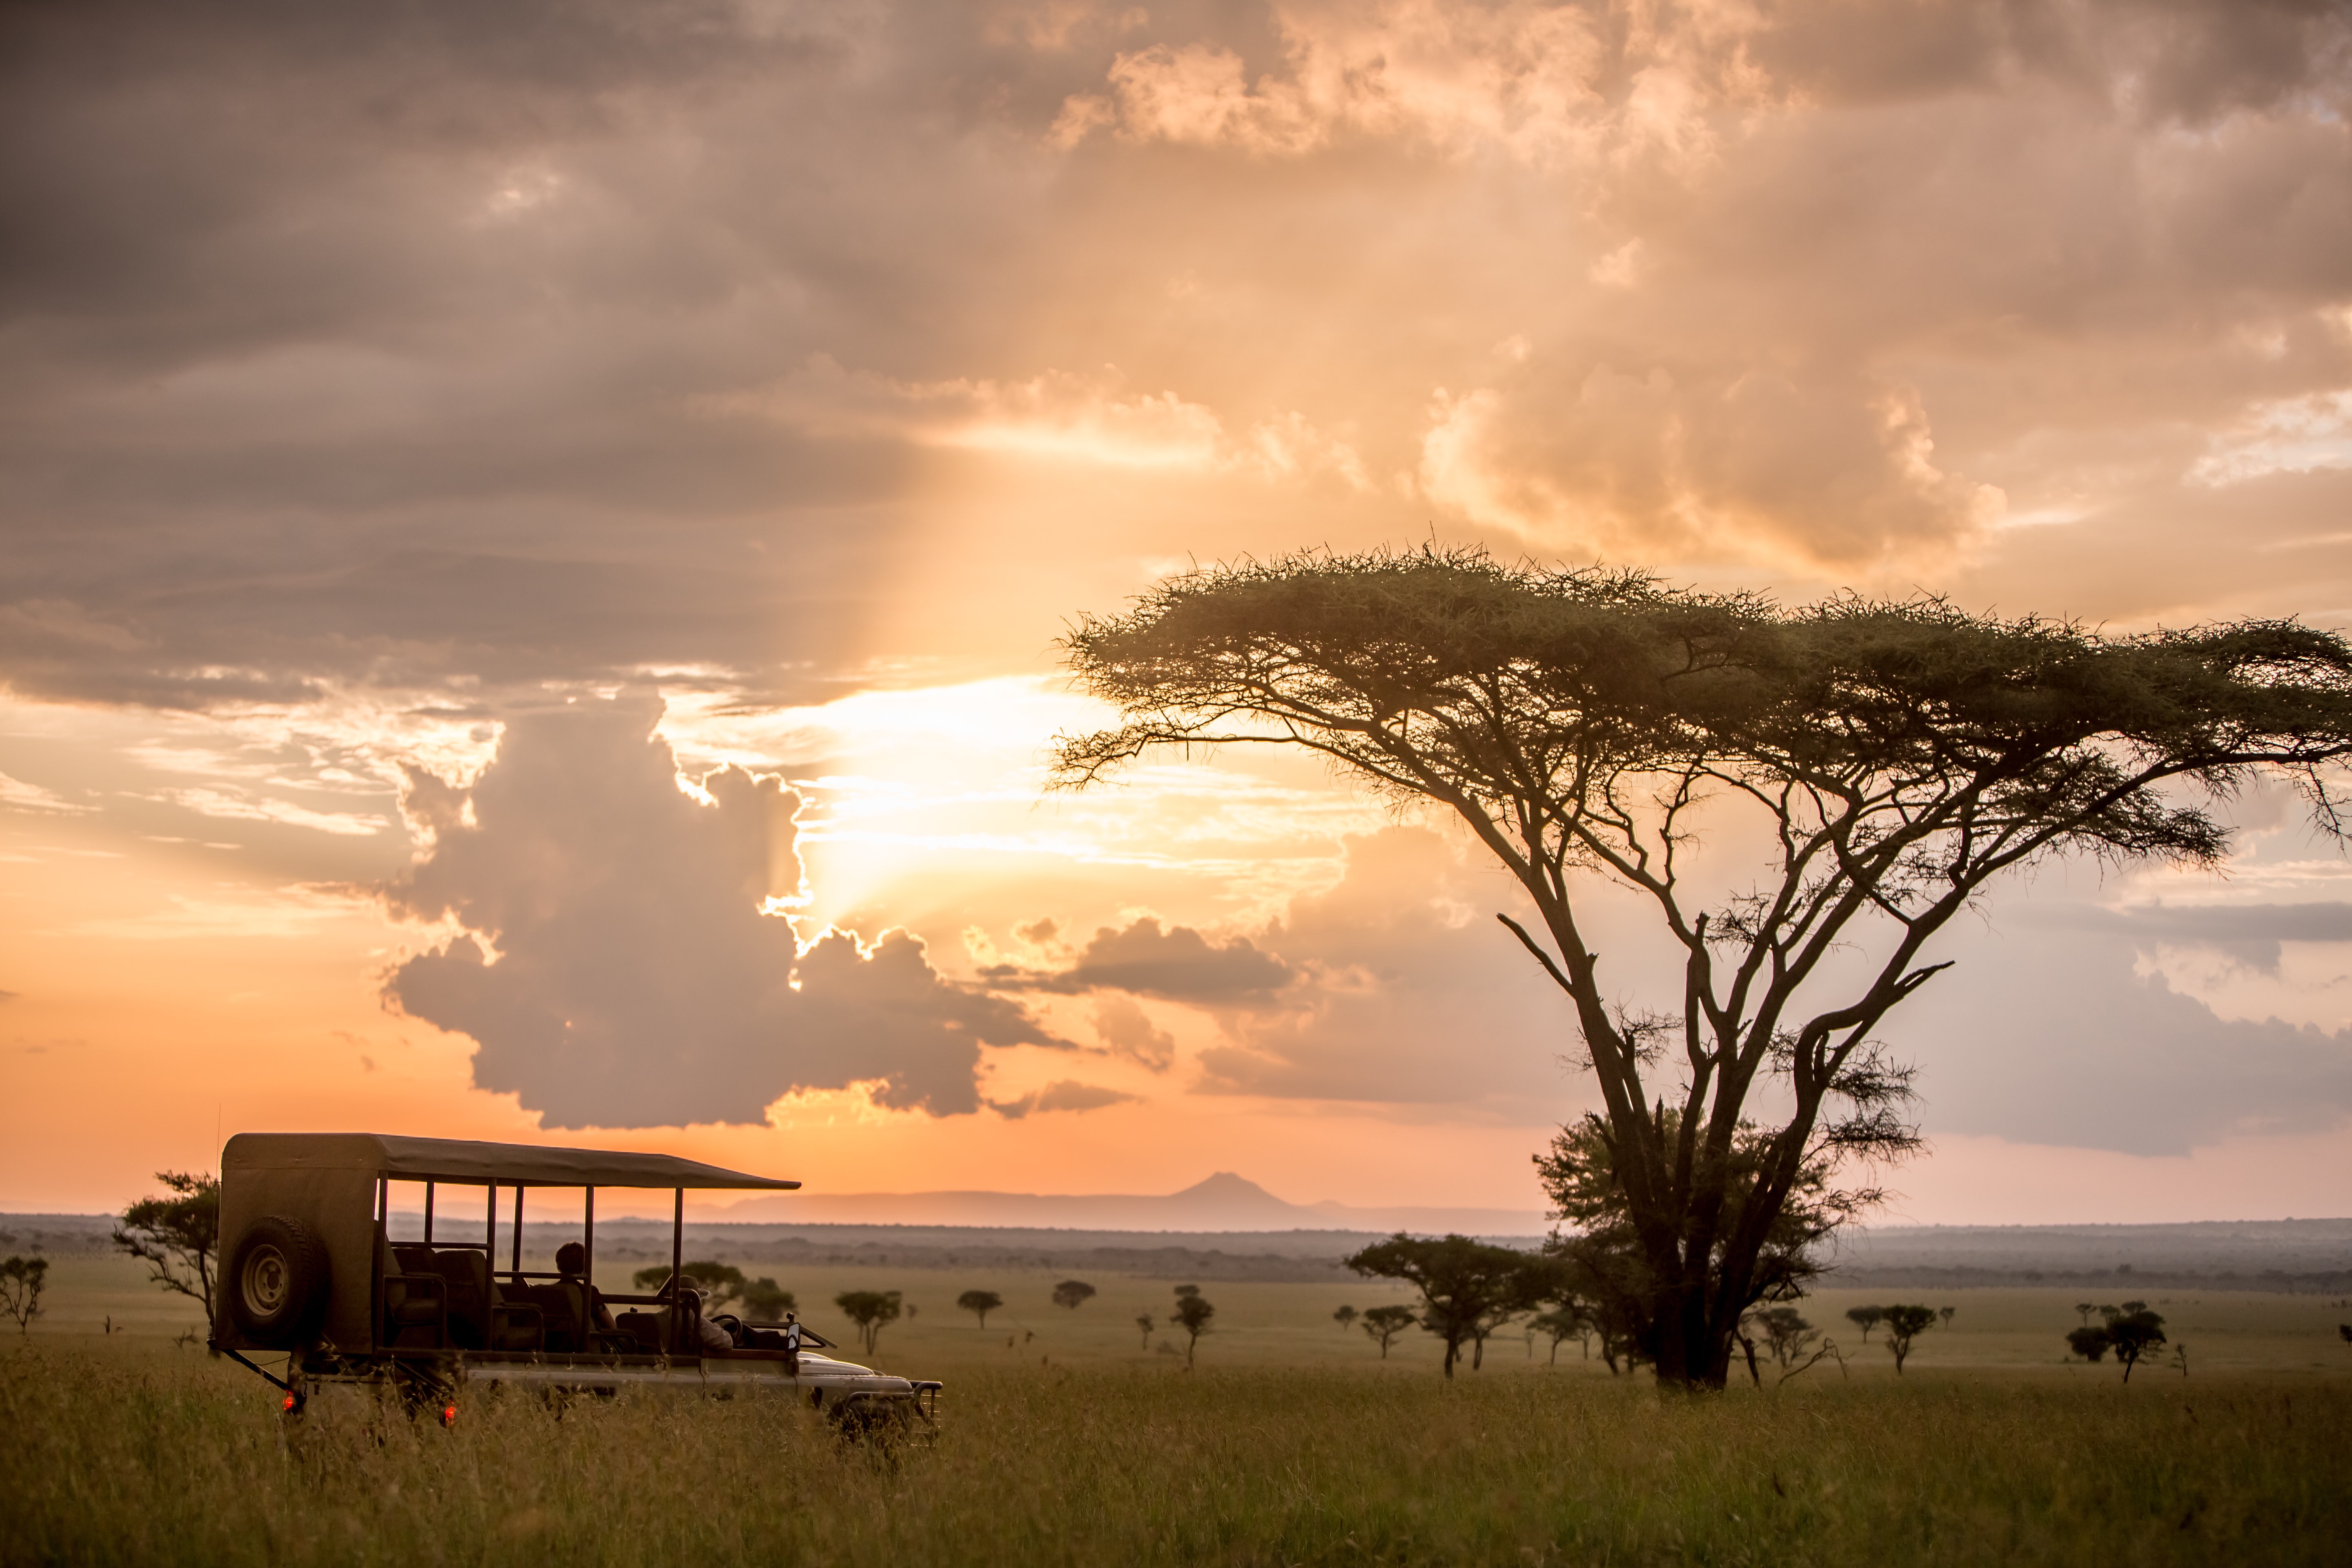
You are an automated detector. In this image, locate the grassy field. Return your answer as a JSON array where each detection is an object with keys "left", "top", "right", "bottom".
[
  {"left": 6, "top": 1256, "right": 2349, "bottom": 1564},
  {"left": 4, "top": 1340, "right": 2346, "bottom": 1566}
]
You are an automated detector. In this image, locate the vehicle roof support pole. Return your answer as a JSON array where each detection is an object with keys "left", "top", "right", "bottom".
[
  {"left": 584, "top": 1186, "right": 595, "bottom": 1285},
  {"left": 486, "top": 1179, "right": 497, "bottom": 1270},
  {"left": 423, "top": 1180, "right": 435, "bottom": 1244},
  {"left": 671, "top": 1185, "right": 684, "bottom": 1355},
  {"left": 511, "top": 1184, "right": 524, "bottom": 1279}
]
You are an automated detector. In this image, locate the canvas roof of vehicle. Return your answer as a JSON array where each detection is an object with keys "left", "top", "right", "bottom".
[{"left": 221, "top": 1132, "right": 802, "bottom": 1189}]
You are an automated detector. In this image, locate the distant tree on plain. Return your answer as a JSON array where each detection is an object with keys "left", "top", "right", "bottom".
[
  {"left": 1134, "top": 1311, "right": 1154, "bottom": 1348},
  {"left": 2337, "top": 1323, "right": 2350, "bottom": 1345},
  {"left": 1171, "top": 1287, "right": 1214, "bottom": 1369},
  {"left": 0, "top": 1256, "right": 46, "bottom": 1334},
  {"left": 956, "top": 1290, "right": 1002, "bottom": 1328},
  {"left": 2103, "top": 1303, "right": 2167, "bottom": 1382},
  {"left": 1938, "top": 1306, "right": 1956, "bottom": 1328},
  {"left": 835, "top": 1290, "right": 902, "bottom": 1356},
  {"left": 739, "top": 1278, "right": 795, "bottom": 1320},
  {"left": 1844, "top": 1305, "right": 1884, "bottom": 1343},
  {"left": 1880, "top": 1305, "right": 1938, "bottom": 1374},
  {"left": 635, "top": 1261, "right": 746, "bottom": 1306},
  {"left": 1360, "top": 1305, "right": 1417, "bottom": 1359},
  {"left": 2075, "top": 1302, "right": 2099, "bottom": 1328},
  {"left": 2067, "top": 1326, "right": 2112, "bottom": 1363},
  {"left": 1051, "top": 1279, "right": 1097, "bottom": 1310},
  {"left": 113, "top": 1172, "right": 219, "bottom": 1320},
  {"left": 1346, "top": 1234, "right": 1537, "bottom": 1379},
  {"left": 1529, "top": 1305, "right": 1588, "bottom": 1364},
  {"left": 1332, "top": 1305, "right": 1358, "bottom": 1331}
]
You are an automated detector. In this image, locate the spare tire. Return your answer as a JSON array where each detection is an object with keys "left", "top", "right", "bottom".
[{"left": 225, "top": 1214, "right": 330, "bottom": 1348}]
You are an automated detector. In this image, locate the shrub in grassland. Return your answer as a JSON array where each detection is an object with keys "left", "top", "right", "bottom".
[{"left": 2, "top": 1344, "right": 2345, "bottom": 1566}]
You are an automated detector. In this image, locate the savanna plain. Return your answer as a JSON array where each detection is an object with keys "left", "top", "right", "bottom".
[{"left": 6, "top": 1254, "right": 2349, "bottom": 1566}]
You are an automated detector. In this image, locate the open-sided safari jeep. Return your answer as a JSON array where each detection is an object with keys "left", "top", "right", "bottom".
[{"left": 209, "top": 1133, "right": 940, "bottom": 1433}]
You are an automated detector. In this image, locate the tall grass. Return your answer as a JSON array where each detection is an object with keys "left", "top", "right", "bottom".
[{"left": 4, "top": 1343, "right": 2341, "bottom": 1566}]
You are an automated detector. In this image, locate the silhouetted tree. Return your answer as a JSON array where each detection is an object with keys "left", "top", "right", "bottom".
[
  {"left": 1333, "top": 1305, "right": 1358, "bottom": 1331},
  {"left": 1530, "top": 1304, "right": 1589, "bottom": 1363},
  {"left": 2338, "top": 1323, "right": 2351, "bottom": 1345},
  {"left": 2067, "top": 1326, "right": 2112, "bottom": 1362},
  {"left": 1538, "top": 1114, "right": 1835, "bottom": 1376},
  {"left": 2075, "top": 1302, "right": 2098, "bottom": 1328},
  {"left": 834, "top": 1290, "right": 902, "bottom": 1356},
  {"left": 113, "top": 1172, "right": 219, "bottom": 1321},
  {"left": 1170, "top": 1287, "right": 1214, "bottom": 1368},
  {"left": 2104, "top": 1303, "right": 2167, "bottom": 1382},
  {"left": 1051, "top": 1279, "right": 1098, "bottom": 1310},
  {"left": 1361, "top": 1304, "right": 1417, "bottom": 1359},
  {"left": 0, "top": 1256, "right": 46, "bottom": 1334},
  {"left": 1055, "top": 547, "right": 2352, "bottom": 1387},
  {"left": 1741, "top": 1305, "right": 1839, "bottom": 1385},
  {"left": 635, "top": 1261, "right": 746, "bottom": 1306},
  {"left": 739, "top": 1278, "right": 795, "bottom": 1319},
  {"left": 1347, "top": 1234, "right": 1538, "bottom": 1379},
  {"left": 1846, "top": 1305, "right": 1885, "bottom": 1343},
  {"left": 956, "top": 1290, "right": 1002, "bottom": 1328},
  {"left": 1135, "top": 1311, "right": 1154, "bottom": 1348},
  {"left": 1881, "top": 1304, "right": 1937, "bottom": 1374},
  {"left": 1938, "top": 1306, "right": 1956, "bottom": 1328}
]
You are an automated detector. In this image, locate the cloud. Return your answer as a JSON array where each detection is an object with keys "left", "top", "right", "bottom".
[
  {"left": 1893, "top": 919, "right": 2352, "bottom": 1156},
  {"left": 2054, "top": 900, "right": 2352, "bottom": 975},
  {"left": 989, "top": 1078, "right": 1142, "bottom": 1118},
  {"left": 1192, "top": 826, "right": 1584, "bottom": 1107},
  {"left": 982, "top": 915, "right": 1294, "bottom": 1000},
  {"left": 1091, "top": 994, "right": 1177, "bottom": 1071},
  {"left": 381, "top": 691, "right": 1071, "bottom": 1127},
  {"left": 0, "top": 771, "right": 91, "bottom": 814}
]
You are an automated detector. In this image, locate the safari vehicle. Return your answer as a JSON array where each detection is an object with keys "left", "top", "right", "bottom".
[{"left": 209, "top": 1132, "right": 940, "bottom": 1432}]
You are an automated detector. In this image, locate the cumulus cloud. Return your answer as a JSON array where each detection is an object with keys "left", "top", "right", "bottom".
[
  {"left": 1091, "top": 994, "right": 1178, "bottom": 1071},
  {"left": 982, "top": 914, "right": 1294, "bottom": 999},
  {"left": 381, "top": 691, "right": 1073, "bottom": 1127},
  {"left": 1191, "top": 826, "right": 1584, "bottom": 1106}
]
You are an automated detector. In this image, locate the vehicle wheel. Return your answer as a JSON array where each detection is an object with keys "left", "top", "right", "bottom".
[{"left": 225, "top": 1214, "right": 330, "bottom": 1348}]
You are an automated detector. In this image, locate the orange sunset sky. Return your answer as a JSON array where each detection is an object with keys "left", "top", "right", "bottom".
[{"left": 4, "top": 0, "right": 2351, "bottom": 1223}]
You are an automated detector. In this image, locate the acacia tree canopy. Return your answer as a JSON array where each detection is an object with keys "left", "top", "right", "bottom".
[{"left": 1055, "top": 548, "right": 2352, "bottom": 1389}]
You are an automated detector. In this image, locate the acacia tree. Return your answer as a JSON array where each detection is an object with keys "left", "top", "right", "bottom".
[
  {"left": 112, "top": 1172, "right": 220, "bottom": 1321},
  {"left": 1360, "top": 1303, "right": 1417, "bottom": 1358},
  {"left": 1170, "top": 1287, "right": 1214, "bottom": 1368},
  {"left": 1346, "top": 1234, "right": 1537, "bottom": 1378},
  {"left": 2105, "top": 1303, "right": 2168, "bottom": 1382},
  {"left": 834, "top": 1290, "right": 902, "bottom": 1356},
  {"left": 958, "top": 1289, "right": 1003, "bottom": 1328},
  {"left": 1880, "top": 1304, "right": 1937, "bottom": 1374},
  {"left": 1055, "top": 548, "right": 2352, "bottom": 1388},
  {"left": 1, "top": 1256, "right": 46, "bottom": 1334},
  {"left": 1051, "top": 1279, "right": 1098, "bottom": 1310}
]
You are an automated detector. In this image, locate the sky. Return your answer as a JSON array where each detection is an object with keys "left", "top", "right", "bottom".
[{"left": 4, "top": 0, "right": 2351, "bottom": 1223}]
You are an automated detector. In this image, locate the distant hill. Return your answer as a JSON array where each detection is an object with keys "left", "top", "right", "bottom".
[{"left": 705, "top": 1171, "right": 1552, "bottom": 1236}]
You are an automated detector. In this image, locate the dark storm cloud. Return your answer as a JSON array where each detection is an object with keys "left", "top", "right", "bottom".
[
  {"left": 381, "top": 690, "right": 1073, "bottom": 1127},
  {"left": 982, "top": 915, "right": 1294, "bottom": 1000}
]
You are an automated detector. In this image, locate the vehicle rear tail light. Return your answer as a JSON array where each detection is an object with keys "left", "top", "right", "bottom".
[
  {"left": 442, "top": 1404, "right": 458, "bottom": 1426},
  {"left": 282, "top": 1394, "right": 296, "bottom": 1412}
]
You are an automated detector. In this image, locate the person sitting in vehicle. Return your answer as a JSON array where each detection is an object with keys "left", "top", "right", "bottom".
[
  {"left": 677, "top": 1286, "right": 735, "bottom": 1355},
  {"left": 555, "top": 1241, "right": 619, "bottom": 1334}
]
